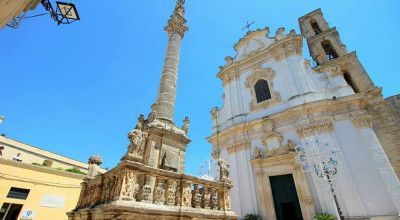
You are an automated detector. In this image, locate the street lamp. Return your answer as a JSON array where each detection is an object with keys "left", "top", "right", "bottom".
[
  {"left": 295, "top": 138, "right": 344, "bottom": 220},
  {"left": 42, "top": 0, "right": 80, "bottom": 25},
  {"left": 0, "top": 116, "right": 3, "bottom": 124},
  {"left": 7, "top": 0, "right": 80, "bottom": 28}
]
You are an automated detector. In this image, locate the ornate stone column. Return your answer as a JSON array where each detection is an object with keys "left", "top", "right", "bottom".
[{"left": 156, "top": 0, "right": 188, "bottom": 122}]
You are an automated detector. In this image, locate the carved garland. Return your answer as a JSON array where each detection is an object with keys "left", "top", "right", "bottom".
[
  {"left": 296, "top": 119, "right": 334, "bottom": 138},
  {"left": 245, "top": 66, "right": 281, "bottom": 111}
]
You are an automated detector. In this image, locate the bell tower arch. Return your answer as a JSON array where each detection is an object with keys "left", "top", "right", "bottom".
[{"left": 298, "top": 8, "right": 374, "bottom": 92}]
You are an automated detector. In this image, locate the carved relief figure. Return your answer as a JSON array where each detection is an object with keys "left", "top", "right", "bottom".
[
  {"left": 224, "top": 189, "right": 232, "bottom": 211},
  {"left": 165, "top": 180, "right": 176, "bottom": 206},
  {"left": 153, "top": 181, "right": 166, "bottom": 205},
  {"left": 122, "top": 172, "right": 139, "bottom": 201}
]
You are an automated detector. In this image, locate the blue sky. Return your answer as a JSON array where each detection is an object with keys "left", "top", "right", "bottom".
[{"left": 0, "top": 0, "right": 399, "bottom": 175}]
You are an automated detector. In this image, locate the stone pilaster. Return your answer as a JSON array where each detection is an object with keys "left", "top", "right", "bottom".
[{"left": 156, "top": 0, "right": 188, "bottom": 122}]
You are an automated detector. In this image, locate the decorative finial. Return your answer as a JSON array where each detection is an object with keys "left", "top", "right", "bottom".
[
  {"left": 86, "top": 155, "right": 102, "bottom": 180},
  {"left": 174, "top": 0, "right": 186, "bottom": 17}
]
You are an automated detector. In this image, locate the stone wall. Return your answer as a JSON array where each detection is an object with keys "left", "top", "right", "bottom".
[
  {"left": 386, "top": 95, "right": 400, "bottom": 119},
  {"left": 369, "top": 94, "right": 400, "bottom": 177}
]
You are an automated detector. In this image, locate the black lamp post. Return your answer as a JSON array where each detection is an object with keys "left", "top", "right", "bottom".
[{"left": 7, "top": 0, "right": 79, "bottom": 28}]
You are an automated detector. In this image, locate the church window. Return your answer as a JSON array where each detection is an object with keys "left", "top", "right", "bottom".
[
  {"left": 310, "top": 20, "right": 322, "bottom": 34},
  {"left": 254, "top": 80, "right": 271, "bottom": 103},
  {"left": 321, "top": 40, "right": 339, "bottom": 60},
  {"left": 343, "top": 72, "right": 359, "bottom": 93}
]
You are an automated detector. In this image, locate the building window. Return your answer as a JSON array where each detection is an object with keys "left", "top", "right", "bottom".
[
  {"left": 310, "top": 20, "right": 322, "bottom": 34},
  {"left": 254, "top": 80, "right": 271, "bottom": 103},
  {"left": 7, "top": 187, "right": 30, "bottom": 200},
  {"left": 343, "top": 72, "right": 359, "bottom": 93},
  {"left": 321, "top": 40, "right": 339, "bottom": 60},
  {"left": 0, "top": 203, "right": 23, "bottom": 220}
]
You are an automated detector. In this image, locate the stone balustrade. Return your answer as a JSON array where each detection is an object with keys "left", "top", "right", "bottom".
[{"left": 75, "top": 160, "right": 232, "bottom": 212}]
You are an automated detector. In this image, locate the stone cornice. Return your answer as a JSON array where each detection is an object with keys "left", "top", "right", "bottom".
[
  {"left": 312, "top": 52, "right": 358, "bottom": 76},
  {"left": 307, "top": 27, "right": 337, "bottom": 42},
  {"left": 208, "top": 88, "right": 382, "bottom": 144},
  {"left": 296, "top": 118, "right": 334, "bottom": 138},
  {"left": 251, "top": 152, "right": 298, "bottom": 168},
  {"left": 217, "top": 35, "right": 303, "bottom": 86}
]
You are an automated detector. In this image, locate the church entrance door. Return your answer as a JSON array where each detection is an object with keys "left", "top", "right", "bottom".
[{"left": 270, "top": 174, "right": 303, "bottom": 220}]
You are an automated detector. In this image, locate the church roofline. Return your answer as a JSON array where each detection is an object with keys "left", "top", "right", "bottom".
[
  {"left": 233, "top": 26, "right": 270, "bottom": 51},
  {"left": 217, "top": 33, "right": 303, "bottom": 82}
]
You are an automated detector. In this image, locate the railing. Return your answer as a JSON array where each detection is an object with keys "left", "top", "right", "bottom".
[{"left": 75, "top": 160, "right": 232, "bottom": 212}]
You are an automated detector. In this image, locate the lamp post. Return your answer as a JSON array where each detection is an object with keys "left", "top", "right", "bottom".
[
  {"left": 7, "top": 0, "right": 80, "bottom": 28},
  {"left": 295, "top": 138, "right": 344, "bottom": 220}
]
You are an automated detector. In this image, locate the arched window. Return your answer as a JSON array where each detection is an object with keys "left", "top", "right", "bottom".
[
  {"left": 343, "top": 72, "right": 359, "bottom": 93},
  {"left": 254, "top": 80, "right": 271, "bottom": 103},
  {"left": 310, "top": 19, "right": 322, "bottom": 35},
  {"left": 321, "top": 40, "right": 339, "bottom": 60}
]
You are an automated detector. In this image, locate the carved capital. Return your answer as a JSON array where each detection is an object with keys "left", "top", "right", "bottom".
[
  {"left": 227, "top": 143, "right": 250, "bottom": 154},
  {"left": 352, "top": 115, "right": 372, "bottom": 129},
  {"left": 165, "top": 0, "right": 188, "bottom": 37}
]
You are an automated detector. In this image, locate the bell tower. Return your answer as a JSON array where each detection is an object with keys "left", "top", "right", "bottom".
[{"left": 299, "top": 9, "right": 374, "bottom": 92}]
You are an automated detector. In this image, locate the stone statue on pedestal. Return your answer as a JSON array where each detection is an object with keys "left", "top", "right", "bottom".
[{"left": 218, "top": 159, "right": 231, "bottom": 182}]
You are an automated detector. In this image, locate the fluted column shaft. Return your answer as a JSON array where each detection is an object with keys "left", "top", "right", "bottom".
[{"left": 156, "top": 32, "right": 183, "bottom": 122}]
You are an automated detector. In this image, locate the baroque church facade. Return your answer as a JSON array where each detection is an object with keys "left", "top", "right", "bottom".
[{"left": 208, "top": 9, "right": 400, "bottom": 220}]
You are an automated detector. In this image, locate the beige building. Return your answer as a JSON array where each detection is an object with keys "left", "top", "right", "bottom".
[
  {"left": 0, "top": 135, "right": 104, "bottom": 220},
  {"left": 0, "top": 0, "right": 41, "bottom": 29}
]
